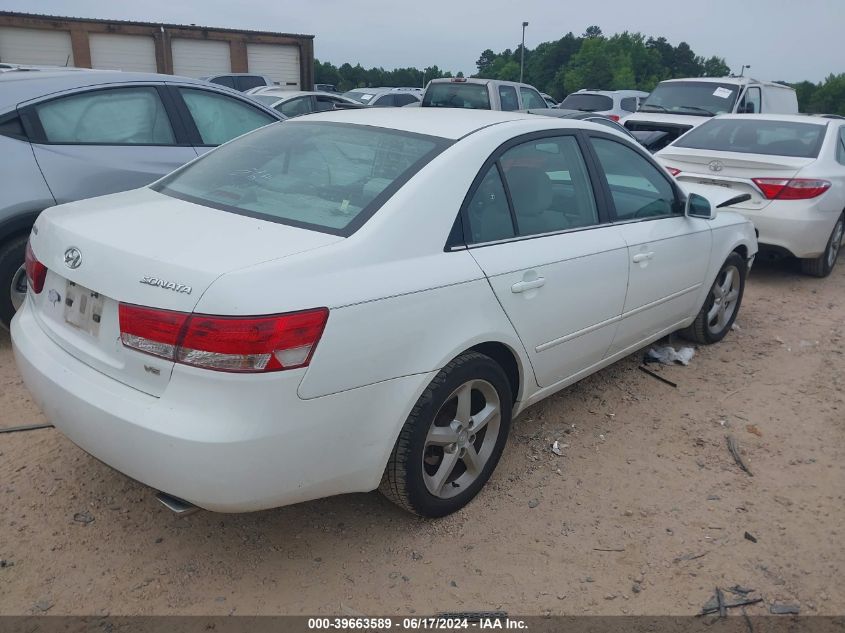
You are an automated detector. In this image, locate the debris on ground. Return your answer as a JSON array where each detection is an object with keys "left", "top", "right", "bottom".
[
  {"left": 746, "top": 424, "right": 763, "bottom": 437},
  {"left": 700, "top": 587, "right": 763, "bottom": 616},
  {"left": 0, "top": 423, "right": 54, "bottom": 435},
  {"left": 744, "top": 531, "right": 758, "bottom": 543},
  {"left": 551, "top": 440, "right": 568, "bottom": 456},
  {"left": 728, "top": 585, "right": 754, "bottom": 596},
  {"left": 645, "top": 346, "right": 696, "bottom": 366},
  {"left": 673, "top": 551, "right": 708, "bottom": 563},
  {"left": 0, "top": 559, "right": 13, "bottom": 568},
  {"left": 726, "top": 434, "right": 754, "bottom": 476},
  {"left": 637, "top": 365, "right": 678, "bottom": 388},
  {"left": 527, "top": 499, "right": 540, "bottom": 509},
  {"left": 769, "top": 603, "right": 800, "bottom": 615},
  {"left": 593, "top": 547, "right": 625, "bottom": 552},
  {"left": 73, "top": 511, "right": 95, "bottom": 525}
]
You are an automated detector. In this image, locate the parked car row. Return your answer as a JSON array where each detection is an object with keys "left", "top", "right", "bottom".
[
  {"left": 12, "top": 107, "right": 758, "bottom": 518},
  {"left": 3, "top": 65, "right": 843, "bottom": 523}
]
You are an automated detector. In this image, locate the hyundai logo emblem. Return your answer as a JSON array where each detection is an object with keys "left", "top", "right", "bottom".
[
  {"left": 64, "top": 247, "right": 83, "bottom": 269},
  {"left": 708, "top": 160, "right": 724, "bottom": 173}
]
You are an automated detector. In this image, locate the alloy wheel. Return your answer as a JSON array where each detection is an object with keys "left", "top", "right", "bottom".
[
  {"left": 706, "top": 264, "right": 741, "bottom": 336},
  {"left": 827, "top": 219, "right": 844, "bottom": 270},
  {"left": 422, "top": 379, "right": 501, "bottom": 499},
  {"left": 10, "top": 264, "right": 26, "bottom": 312}
]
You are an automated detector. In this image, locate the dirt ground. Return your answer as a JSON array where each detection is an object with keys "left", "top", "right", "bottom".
[{"left": 0, "top": 258, "right": 843, "bottom": 617}]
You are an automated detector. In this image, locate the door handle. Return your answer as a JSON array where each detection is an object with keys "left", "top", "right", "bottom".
[
  {"left": 632, "top": 251, "right": 655, "bottom": 263},
  {"left": 511, "top": 277, "right": 546, "bottom": 293}
]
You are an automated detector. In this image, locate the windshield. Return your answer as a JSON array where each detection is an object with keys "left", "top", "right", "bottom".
[
  {"left": 674, "top": 119, "right": 826, "bottom": 158},
  {"left": 153, "top": 122, "right": 449, "bottom": 236},
  {"left": 422, "top": 83, "right": 491, "bottom": 110},
  {"left": 640, "top": 81, "right": 739, "bottom": 116},
  {"left": 560, "top": 93, "right": 613, "bottom": 112}
]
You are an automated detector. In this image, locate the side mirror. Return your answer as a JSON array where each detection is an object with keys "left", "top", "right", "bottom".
[{"left": 686, "top": 193, "right": 714, "bottom": 219}]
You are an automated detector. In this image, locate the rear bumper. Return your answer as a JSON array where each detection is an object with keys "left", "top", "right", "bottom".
[
  {"left": 739, "top": 200, "right": 841, "bottom": 259},
  {"left": 11, "top": 299, "right": 432, "bottom": 512}
]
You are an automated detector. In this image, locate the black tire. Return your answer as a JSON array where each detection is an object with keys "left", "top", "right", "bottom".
[
  {"left": 0, "top": 235, "right": 29, "bottom": 329},
  {"left": 800, "top": 214, "right": 844, "bottom": 278},
  {"left": 380, "top": 351, "right": 512, "bottom": 518},
  {"left": 681, "top": 252, "right": 746, "bottom": 345}
]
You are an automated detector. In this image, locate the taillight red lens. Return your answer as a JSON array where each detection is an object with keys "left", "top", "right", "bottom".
[
  {"left": 752, "top": 178, "right": 831, "bottom": 200},
  {"left": 24, "top": 240, "right": 47, "bottom": 294},
  {"left": 665, "top": 166, "right": 682, "bottom": 177},
  {"left": 607, "top": 114, "right": 620, "bottom": 122},
  {"left": 118, "top": 304, "right": 329, "bottom": 373}
]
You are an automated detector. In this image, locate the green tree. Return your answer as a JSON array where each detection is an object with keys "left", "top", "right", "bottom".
[
  {"left": 476, "top": 49, "right": 497, "bottom": 75},
  {"left": 703, "top": 56, "right": 730, "bottom": 77},
  {"left": 583, "top": 25, "right": 603, "bottom": 39}
]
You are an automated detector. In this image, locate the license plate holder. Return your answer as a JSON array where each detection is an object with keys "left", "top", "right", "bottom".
[{"left": 63, "top": 281, "right": 104, "bottom": 337}]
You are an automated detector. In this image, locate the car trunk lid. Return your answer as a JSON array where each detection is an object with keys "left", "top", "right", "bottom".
[
  {"left": 28, "top": 187, "right": 342, "bottom": 396},
  {"left": 658, "top": 148, "right": 815, "bottom": 210}
]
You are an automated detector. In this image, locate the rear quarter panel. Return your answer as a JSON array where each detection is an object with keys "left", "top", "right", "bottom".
[
  {"left": 695, "top": 211, "right": 757, "bottom": 311},
  {"left": 0, "top": 136, "right": 54, "bottom": 222}
]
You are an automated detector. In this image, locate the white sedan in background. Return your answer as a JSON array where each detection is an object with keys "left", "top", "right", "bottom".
[
  {"left": 12, "top": 110, "right": 756, "bottom": 517},
  {"left": 656, "top": 114, "right": 845, "bottom": 277}
]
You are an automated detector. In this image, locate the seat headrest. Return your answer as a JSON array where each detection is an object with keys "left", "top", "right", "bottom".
[{"left": 505, "top": 167, "right": 553, "bottom": 216}]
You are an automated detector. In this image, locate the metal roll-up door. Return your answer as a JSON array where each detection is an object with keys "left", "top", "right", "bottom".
[
  {"left": 171, "top": 38, "right": 231, "bottom": 78},
  {"left": 0, "top": 27, "right": 74, "bottom": 67},
  {"left": 246, "top": 43, "right": 299, "bottom": 88},
  {"left": 89, "top": 33, "right": 157, "bottom": 72}
]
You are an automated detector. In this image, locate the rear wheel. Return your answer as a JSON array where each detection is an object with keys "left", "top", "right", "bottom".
[
  {"left": 681, "top": 252, "right": 746, "bottom": 345},
  {"left": 0, "top": 236, "right": 28, "bottom": 329},
  {"left": 800, "top": 214, "right": 844, "bottom": 278},
  {"left": 380, "top": 351, "right": 512, "bottom": 517}
]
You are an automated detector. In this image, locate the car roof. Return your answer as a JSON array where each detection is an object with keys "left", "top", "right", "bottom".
[
  {"left": 573, "top": 89, "right": 648, "bottom": 96},
  {"left": 286, "top": 107, "right": 609, "bottom": 140},
  {"left": 659, "top": 76, "right": 791, "bottom": 90},
  {"left": 0, "top": 69, "right": 212, "bottom": 111},
  {"left": 428, "top": 78, "right": 536, "bottom": 89}
]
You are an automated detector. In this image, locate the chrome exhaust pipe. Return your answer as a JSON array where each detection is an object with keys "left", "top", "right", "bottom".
[{"left": 155, "top": 491, "right": 199, "bottom": 517}]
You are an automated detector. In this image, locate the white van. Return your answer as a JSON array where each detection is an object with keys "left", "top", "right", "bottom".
[{"left": 623, "top": 77, "right": 798, "bottom": 151}]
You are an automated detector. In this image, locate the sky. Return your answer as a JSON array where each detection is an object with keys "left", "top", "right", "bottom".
[{"left": 3, "top": 0, "right": 844, "bottom": 83}]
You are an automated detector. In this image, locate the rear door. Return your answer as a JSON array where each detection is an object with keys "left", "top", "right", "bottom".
[
  {"left": 168, "top": 85, "right": 279, "bottom": 155},
  {"left": 464, "top": 132, "right": 629, "bottom": 388},
  {"left": 586, "top": 134, "right": 711, "bottom": 355},
  {"left": 22, "top": 84, "right": 197, "bottom": 205}
]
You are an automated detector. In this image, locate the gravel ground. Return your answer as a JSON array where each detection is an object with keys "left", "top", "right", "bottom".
[{"left": 0, "top": 258, "right": 843, "bottom": 616}]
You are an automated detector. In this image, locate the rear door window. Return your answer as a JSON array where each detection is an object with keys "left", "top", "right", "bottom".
[
  {"left": 464, "top": 166, "right": 516, "bottom": 243},
  {"left": 620, "top": 97, "right": 637, "bottom": 112},
  {"left": 35, "top": 87, "right": 175, "bottom": 145},
  {"left": 500, "top": 136, "right": 598, "bottom": 235},
  {"left": 154, "top": 121, "right": 449, "bottom": 235},
  {"left": 520, "top": 87, "right": 547, "bottom": 109},
  {"left": 209, "top": 76, "right": 236, "bottom": 89},
  {"left": 498, "top": 85, "right": 519, "bottom": 111},
  {"left": 372, "top": 94, "right": 395, "bottom": 107},
  {"left": 836, "top": 127, "right": 845, "bottom": 165},
  {"left": 177, "top": 88, "right": 276, "bottom": 145}
]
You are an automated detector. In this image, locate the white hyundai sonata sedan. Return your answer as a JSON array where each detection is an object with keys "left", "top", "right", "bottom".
[
  {"left": 12, "top": 109, "right": 757, "bottom": 517},
  {"left": 656, "top": 114, "right": 845, "bottom": 277}
]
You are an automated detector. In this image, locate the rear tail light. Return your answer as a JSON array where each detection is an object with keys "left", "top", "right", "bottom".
[
  {"left": 24, "top": 240, "right": 47, "bottom": 294},
  {"left": 665, "top": 166, "right": 682, "bottom": 177},
  {"left": 118, "top": 304, "right": 329, "bottom": 373},
  {"left": 606, "top": 114, "right": 620, "bottom": 122},
  {"left": 752, "top": 178, "right": 831, "bottom": 200}
]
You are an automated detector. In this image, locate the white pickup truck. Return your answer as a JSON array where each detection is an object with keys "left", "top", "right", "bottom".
[{"left": 421, "top": 77, "right": 550, "bottom": 111}]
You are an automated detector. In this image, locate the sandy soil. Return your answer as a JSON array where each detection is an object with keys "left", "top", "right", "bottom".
[{"left": 0, "top": 258, "right": 842, "bottom": 617}]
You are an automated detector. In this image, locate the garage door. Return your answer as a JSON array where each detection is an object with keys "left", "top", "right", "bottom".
[
  {"left": 247, "top": 43, "right": 299, "bottom": 88},
  {"left": 89, "top": 33, "right": 157, "bottom": 73},
  {"left": 171, "top": 39, "right": 230, "bottom": 78},
  {"left": 0, "top": 27, "right": 74, "bottom": 67}
]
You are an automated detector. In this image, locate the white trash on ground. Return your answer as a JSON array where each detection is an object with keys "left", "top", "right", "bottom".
[{"left": 646, "top": 345, "right": 696, "bottom": 366}]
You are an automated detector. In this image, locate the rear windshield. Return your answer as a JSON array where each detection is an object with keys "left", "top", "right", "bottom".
[
  {"left": 560, "top": 93, "right": 613, "bottom": 112},
  {"left": 674, "top": 119, "right": 826, "bottom": 158},
  {"left": 153, "top": 121, "right": 449, "bottom": 236},
  {"left": 423, "top": 83, "right": 491, "bottom": 110},
  {"left": 640, "top": 81, "right": 739, "bottom": 116}
]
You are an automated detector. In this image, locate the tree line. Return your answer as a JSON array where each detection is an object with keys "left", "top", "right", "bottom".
[{"left": 314, "top": 26, "right": 844, "bottom": 115}]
